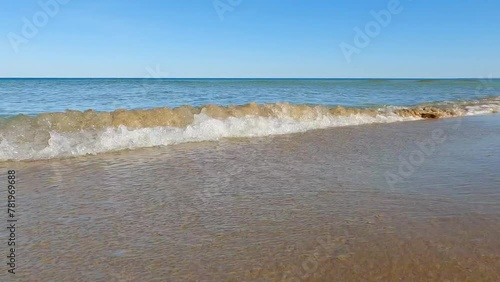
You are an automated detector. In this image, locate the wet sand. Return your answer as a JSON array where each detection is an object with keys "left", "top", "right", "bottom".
[{"left": 1, "top": 114, "right": 499, "bottom": 281}]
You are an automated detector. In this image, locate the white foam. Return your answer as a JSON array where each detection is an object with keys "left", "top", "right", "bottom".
[
  {"left": 464, "top": 104, "right": 500, "bottom": 116},
  {"left": 0, "top": 113, "right": 417, "bottom": 161}
]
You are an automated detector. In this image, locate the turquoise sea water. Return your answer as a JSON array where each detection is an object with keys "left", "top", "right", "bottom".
[
  {"left": 1, "top": 78, "right": 499, "bottom": 116},
  {"left": 1, "top": 78, "right": 499, "bottom": 160}
]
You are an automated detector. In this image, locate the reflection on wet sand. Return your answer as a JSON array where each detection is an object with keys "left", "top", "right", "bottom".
[{"left": 1, "top": 114, "right": 499, "bottom": 281}]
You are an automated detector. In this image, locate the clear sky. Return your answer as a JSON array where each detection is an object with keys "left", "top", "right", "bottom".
[{"left": 1, "top": 0, "right": 499, "bottom": 78}]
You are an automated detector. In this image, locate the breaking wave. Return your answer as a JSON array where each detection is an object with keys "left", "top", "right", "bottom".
[{"left": 1, "top": 97, "right": 499, "bottom": 161}]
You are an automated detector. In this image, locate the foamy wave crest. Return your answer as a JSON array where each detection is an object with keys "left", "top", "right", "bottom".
[{"left": 1, "top": 98, "right": 499, "bottom": 161}]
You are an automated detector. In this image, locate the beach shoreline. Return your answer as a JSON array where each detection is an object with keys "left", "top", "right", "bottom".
[{"left": 1, "top": 114, "right": 499, "bottom": 281}]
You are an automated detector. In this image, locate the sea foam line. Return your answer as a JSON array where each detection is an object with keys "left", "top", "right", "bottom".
[
  {"left": 0, "top": 113, "right": 416, "bottom": 161},
  {"left": 1, "top": 97, "right": 499, "bottom": 161}
]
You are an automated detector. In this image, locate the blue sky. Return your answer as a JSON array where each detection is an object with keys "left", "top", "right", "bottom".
[{"left": 1, "top": 0, "right": 499, "bottom": 78}]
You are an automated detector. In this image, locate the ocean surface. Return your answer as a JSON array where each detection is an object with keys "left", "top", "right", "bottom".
[
  {"left": 1, "top": 78, "right": 500, "bottom": 116},
  {"left": 0, "top": 78, "right": 499, "bottom": 160},
  {"left": 1, "top": 79, "right": 499, "bottom": 281}
]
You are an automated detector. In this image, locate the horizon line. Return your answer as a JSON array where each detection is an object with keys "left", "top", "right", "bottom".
[{"left": 1, "top": 77, "right": 498, "bottom": 80}]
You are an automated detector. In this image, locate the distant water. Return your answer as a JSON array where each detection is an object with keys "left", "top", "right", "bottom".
[
  {"left": 1, "top": 78, "right": 499, "bottom": 116},
  {"left": 0, "top": 78, "right": 499, "bottom": 160}
]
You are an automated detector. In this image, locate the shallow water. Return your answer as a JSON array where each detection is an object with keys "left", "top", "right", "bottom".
[{"left": 1, "top": 114, "right": 499, "bottom": 281}]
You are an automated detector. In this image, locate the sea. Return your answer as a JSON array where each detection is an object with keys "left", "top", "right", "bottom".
[
  {"left": 0, "top": 78, "right": 499, "bottom": 281},
  {"left": 0, "top": 78, "right": 499, "bottom": 160}
]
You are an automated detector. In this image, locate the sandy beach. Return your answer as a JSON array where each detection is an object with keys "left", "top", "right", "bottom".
[{"left": 1, "top": 114, "right": 499, "bottom": 281}]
